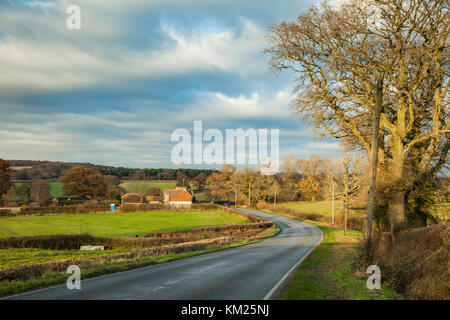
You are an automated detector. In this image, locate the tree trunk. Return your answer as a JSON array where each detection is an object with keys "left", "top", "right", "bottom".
[
  {"left": 366, "top": 77, "right": 383, "bottom": 241},
  {"left": 388, "top": 190, "right": 406, "bottom": 234},
  {"left": 387, "top": 152, "right": 407, "bottom": 235},
  {"left": 344, "top": 205, "right": 348, "bottom": 236}
]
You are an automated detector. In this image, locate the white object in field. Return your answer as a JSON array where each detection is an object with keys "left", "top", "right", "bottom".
[{"left": 80, "top": 245, "right": 104, "bottom": 251}]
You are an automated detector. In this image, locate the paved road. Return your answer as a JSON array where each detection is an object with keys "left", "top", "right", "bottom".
[{"left": 4, "top": 208, "right": 323, "bottom": 300}]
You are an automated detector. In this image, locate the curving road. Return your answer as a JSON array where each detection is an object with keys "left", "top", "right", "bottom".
[{"left": 4, "top": 208, "right": 323, "bottom": 300}]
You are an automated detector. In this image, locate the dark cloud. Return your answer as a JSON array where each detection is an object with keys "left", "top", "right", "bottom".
[{"left": 0, "top": 0, "right": 342, "bottom": 168}]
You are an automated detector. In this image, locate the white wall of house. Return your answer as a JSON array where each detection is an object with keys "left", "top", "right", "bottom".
[{"left": 169, "top": 201, "right": 192, "bottom": 208}]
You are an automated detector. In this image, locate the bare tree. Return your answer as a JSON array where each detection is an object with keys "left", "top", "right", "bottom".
[
  {"left": 266, "top": 0, "right": 449, "bottom": 233},
  {"left": 332, "top": 153, "right": 364, "bottom": 235},
  {"left": 31, "top": 181, "right": 51, "bottom": 206}
]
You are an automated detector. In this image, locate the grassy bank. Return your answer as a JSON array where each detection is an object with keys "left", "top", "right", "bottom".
[
  {"left": 0, "top": 210, "right": 246, "bottom": 238},
  {"left": 281, "top": 221, "right": 401, "bottom": 300}
]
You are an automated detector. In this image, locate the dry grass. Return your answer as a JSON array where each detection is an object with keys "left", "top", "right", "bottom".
[{"left": 370, "top": 224, "right": 449, "bottom": 300}]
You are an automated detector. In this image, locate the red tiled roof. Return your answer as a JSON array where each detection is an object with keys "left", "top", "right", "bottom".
[{"left": 164, "top": 189, "right": 193, "bottom": 202}]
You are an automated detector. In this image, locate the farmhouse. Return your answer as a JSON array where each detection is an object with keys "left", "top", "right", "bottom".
[{"left": 163, "top": 187, "right": 193, "bottom": 208}]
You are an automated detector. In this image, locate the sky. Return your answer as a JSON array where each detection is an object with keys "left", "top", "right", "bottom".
[{"left": 0, "top": 0, "right": 343, "bottom": 169}]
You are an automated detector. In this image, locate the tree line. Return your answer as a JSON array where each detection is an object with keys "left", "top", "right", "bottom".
[{"left": 7, "top": 159, "right": 217, "bottom": 181}]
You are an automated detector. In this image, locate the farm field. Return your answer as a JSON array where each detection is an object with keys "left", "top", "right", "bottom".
[
  {"left": 120, "top": 180, "right": 177, "bottom": 194},
  {"left": 0, "top": 210, "right": 247, "bottom": 238},
  {"left": 6, "top": 182, "right": 64, "bottom": 202},
  {"left": 279, "top": 200, "right": 365, "bottom": 218},
  {"left": 194, "top": 190, "right": 212, "bottom": 202}
]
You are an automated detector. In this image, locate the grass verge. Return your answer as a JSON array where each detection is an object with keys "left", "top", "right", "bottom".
[
  {"left": 257, "top": 208, "right": 401, "bottom": 300},
  {"left": 281, "top": 221, "right": 401, "bottom": 300}
]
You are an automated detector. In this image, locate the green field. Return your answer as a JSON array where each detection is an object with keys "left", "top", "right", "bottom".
[
  {"left": 0, "top": 210, "right": 247, "bottom": 238},
  {"left": 194, "top": 190, "right": 212, "bottom": 202},
  {"left": 7, "top": 182, "right": 64, "bottom": 202},
  {"left": 120, "top": 181, "right": 177, "bottom": 194},
  {"left": 279, "top": 200, "right": 365, "bottom": 218}
]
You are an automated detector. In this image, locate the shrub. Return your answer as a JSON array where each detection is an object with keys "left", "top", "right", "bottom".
[
  {"left": 17, "top": 205, "right": 110, "bottom": 216},
  {"left": 0, "top": 209, "right": 12, "bottom": 217}
]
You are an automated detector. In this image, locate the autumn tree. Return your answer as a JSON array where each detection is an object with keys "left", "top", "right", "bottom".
[
  {"left": 206, "top": 165, "right": 236, "bottom": 201},
  {"left": 296, "top": 155, "right": 331, "bottom": 201},
  {"left": 280, "top": 154, "right": 301, "bottom": 201},
  {"left": 31, "top": 181, "right": 51, "bottom": 206},
  {"left": 60, "top": 166, "right": 107, "bottom": 198},
  {"left": 193, "top": 172, "right": 208, "bottom": 190},
  {"left": 266, "top": 0, "right": 449, "bottom": 233},
  {"left": 0, "top": 159, "right": 12, "bottom": 204}
]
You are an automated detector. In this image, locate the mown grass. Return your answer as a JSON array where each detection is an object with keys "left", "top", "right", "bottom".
[
  {"left": 281, "top": 221, "right": 401, "bottom": 300},
  {"left": 48, "top": 182, "right": 64, "bottom": 197},
  {"left": 279, "top": 200, "right": 365, "bottom": 218},
  {"left": 0, "top": 210, "right": 247, "bottom": 238},
  {"left": 119, "top": 181, "right": 176, "bottom": 194}
]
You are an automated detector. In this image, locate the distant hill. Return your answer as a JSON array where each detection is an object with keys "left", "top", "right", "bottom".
[{"left": 6, "top": 160, "right": 217, "bottom": 181}]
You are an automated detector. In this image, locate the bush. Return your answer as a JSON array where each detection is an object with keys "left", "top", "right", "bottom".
[
  {"left": 0, "top": 209, "right": 12, "bottom": 217},
  {"left": 17, "top": 205, "right": 110, "bottom": 216}
]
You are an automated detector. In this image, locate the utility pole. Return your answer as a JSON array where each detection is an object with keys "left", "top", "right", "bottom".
[
  {"left": 344, "top": 158, "right": 349, "bottom": 237},
  {"left": 365, "top": 77, "right": 383, "bottom": 241},
  {"left": 274, "top": 185, "right": 277, "bottom": 208},
  {"left": 248, "top": 182, "right": 251, "bottom": 207},
  {"left": 235, "top": 188, "right": 237, "bottom": 208},
  {"left": 332, "top": 182, "right": 335, "bottom": 225}
]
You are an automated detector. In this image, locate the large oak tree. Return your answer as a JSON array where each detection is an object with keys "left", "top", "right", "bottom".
[
  {"left": 60, "top": 166, "right": 107, "bottom": 198},
  {"left": 265, "top": 0, "right": 449, "bottom": 233}
]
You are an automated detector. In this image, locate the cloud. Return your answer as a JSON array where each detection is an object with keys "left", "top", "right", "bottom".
[{"left": 0, "top": 0, "right": 342, "bottom": 168}]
